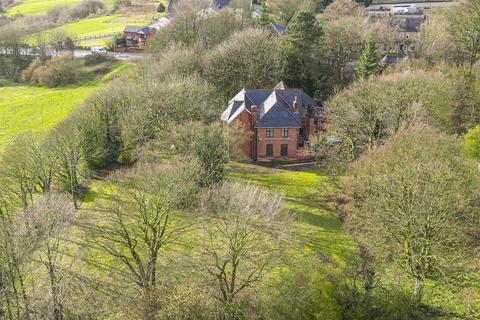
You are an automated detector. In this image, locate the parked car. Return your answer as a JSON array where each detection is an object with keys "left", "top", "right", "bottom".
[
  {"left": 392, "top": 4, "right": 419, "bottom": 15},
  {"left": 91, "top": 46, "right": 108, "bottom": 54}
]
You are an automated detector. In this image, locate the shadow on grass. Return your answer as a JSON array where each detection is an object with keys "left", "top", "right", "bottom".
[{"left": 290, "top": 205, "right": 342, "bottom": 231}]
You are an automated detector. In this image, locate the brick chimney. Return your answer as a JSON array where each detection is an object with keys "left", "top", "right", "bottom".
[
  {"left": 251, "top": 105, "right": 258, "bottom": 129},
  {"left": 293, "top": 96, "right": 299, "bottom": 112},
  {"left": 251, "top": 105, "right": 258, "bottom": 161}
]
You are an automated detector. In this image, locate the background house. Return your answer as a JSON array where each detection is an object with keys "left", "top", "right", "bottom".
[
  {"left": 123, "top": 26, "right": 158, "bottom": 48},
  {"left": 367, "top": 0, "right": 455, "bottom": 58}
]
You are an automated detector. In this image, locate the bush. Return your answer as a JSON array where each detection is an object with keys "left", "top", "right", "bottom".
[
  {"left": 157, "top": 3, "right": 166, "bottom": 13},
  {"left": 464, "top": 124, "right": 480, "bottom": 162},
  {"left": 70, "top": 0, "right": 104, "bottom": 20},
  {"left": 114, "top": 0, "right": 132, "bottom": 9},
  {"left": 83, "top": 53, "right": 110, "bottom": 66},
  {"left": 46, "top": 0, "right": 104, "bottom": 23},
  {"left": 114, "top": 33, "right": 125, "bottom": 46},
  {"left": 21, "top": 58, "right": 45, "bottom": 83},
  {"left": 22, "top": 54, "right": 82, "bottom": 87}
]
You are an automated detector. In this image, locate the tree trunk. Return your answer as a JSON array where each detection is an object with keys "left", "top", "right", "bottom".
[
  {"left": 47, "top": 246, "right": 63, "bottom": 320},
  {"left": 413, "top": 277, "right": 424, "bottom": 303}
]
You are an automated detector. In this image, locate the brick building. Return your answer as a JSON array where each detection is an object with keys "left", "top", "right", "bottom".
[
  {"left": 221, "top": 82, "right": 323, "bottom": 162},
  {"left": 123, "top": 26, "right": 158, "bottom": 48}
]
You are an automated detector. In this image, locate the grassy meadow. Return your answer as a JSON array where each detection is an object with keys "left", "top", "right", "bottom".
[
  {"left": 62, "top": 14, "right": 150, "bottom": 39},
  {"left": 0, "top": 85, "right": 96, "bottom": 149},
  {"left": 6, "top": 0, "right": 114, "bottom": 17},
  {"left": 227, "top": 163, "right": 357, "bottom": 265},
  {"left": 0, "top": 62, "right": 131, "bottom": 151}
]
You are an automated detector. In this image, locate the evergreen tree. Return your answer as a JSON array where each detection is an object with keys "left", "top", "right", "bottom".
[
  {"left": 281, "top": 11, "right": 322, "bottom": 94},
  {"left": 356, "top": 34, "right": 380, "bottom": 79}
]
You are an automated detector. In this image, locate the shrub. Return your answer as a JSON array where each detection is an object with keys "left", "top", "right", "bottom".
[
  {"left": 21, "top": 58, "right": 44, "bottom": 83},
  {"left": 464, "top": 124, "right": 480, "bottom": 162},
  {"left": 157, "top": 3, "right": 166, "bottom": 13},
  {"left": 23, "top": 54, "right": 82, "bottom": 87},
  {"left": 114, "top": 33, "right": 125, "bottom": 46},
  {"left": 70, "top": 0, "right": 105, "bottom": 20},
  {"left": 46, "top": 0, "right": 104, "bottom": 23},
  {"left": 83, "top": 53, "right": 110, "bottom": 66}
]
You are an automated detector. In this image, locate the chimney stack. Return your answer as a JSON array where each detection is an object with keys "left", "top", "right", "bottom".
[
  {"left": 251, "top": 105, "right": 258, "bottom": 129},
  {"left": 251, "top": 105, "right": 258, "bottom": 161}
]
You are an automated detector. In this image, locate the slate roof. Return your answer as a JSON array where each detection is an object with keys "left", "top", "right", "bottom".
[
  {"left": 271, "top": 23, "right": 287, "bottom": 36},
  {"left": 221, "top": 84, "right": 316, "bottom": 128},
  {"left": 395, "top": 17, "right": 423, "bottom": 32},
  {"left": 212, "top": 0, "right": 230, "bottom": 11},
  {"left": 124, "top": 26, "right": 151, "bottom": 34}
]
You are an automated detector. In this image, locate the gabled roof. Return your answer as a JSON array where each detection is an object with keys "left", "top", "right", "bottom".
[
  {"left": 395, "top": 16, "right": 423, "bottom": 32},
  {"left": 271, "top": 23, "right": 287, "bottom": 36},
  {"left": 221, "top": 83, "right": 316, "bottom": 128},
  {"left": 212, "top": 0, "right": 230, "bottom": 11},
  {"left": 124, "top": 26, "right": 151, "bottom": 34}
]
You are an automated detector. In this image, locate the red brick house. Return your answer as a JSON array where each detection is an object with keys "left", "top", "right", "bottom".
[
  {"left": 221, "top": 82, "right": 323, "bottom": 162},
  {"left": 123, "top": 26, "right": 158, "bottom": 48}
]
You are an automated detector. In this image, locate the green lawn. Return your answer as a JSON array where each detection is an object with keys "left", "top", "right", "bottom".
[
  {"left": 6, "top": 0, "right": 114, "bottom": 17},
  {"left": 25, "top": 14, "right": 150, "bottom": 47},
  {"left": 86, "top": 162, "right": 357, "bottom": 265},
  {"left": 62, "top": 15, "right": 149, "bottom": 40},
  {"left": 0, "top": 85, "right": 97, "bottom": 149},
  {"left": 227, "top": 163, "right": 357, "bottom": 266},
  {"left": 0, "top": 62, "right": 131, "bottom": 151}
]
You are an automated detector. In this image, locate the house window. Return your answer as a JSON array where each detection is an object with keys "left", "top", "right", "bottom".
[
  {"left": 266, "top": 144, "right": 274, "bottom": 157},
  {"left": 266, "top": 128, "right": 274, "bottom": 138},
  {"left": 281, "top": 128, "right": 289, "bottom": 138},
  {"left": 281, "top": 144, "right": 288, "bottom": 157}
]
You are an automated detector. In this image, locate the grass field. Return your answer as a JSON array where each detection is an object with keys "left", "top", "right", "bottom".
[
  {"left": 6, "top": 0, "right": 114, "bottom": 17},
  {"left": 227, "top": 163, "right": 357, "bottom": 265},
  {"left": 63, "top": 15, "right": 149, "bottom": 39},
  {"left": 0, "top": 62, "right": 131, "bottom": 151},
  {"left": 25, "top": 14, "right": 151, "bottom": 47},
  {"left": 0, "top": 85, "right": 96, "bottom": 149}
]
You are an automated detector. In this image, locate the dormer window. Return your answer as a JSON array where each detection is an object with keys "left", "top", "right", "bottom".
[{"left": 281, "top": 128, "right": 289, "bottom": 138}]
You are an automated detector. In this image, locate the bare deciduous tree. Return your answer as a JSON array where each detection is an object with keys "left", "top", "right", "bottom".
[
  {"left": 51, "top": 120, "right": 85, "bottom": 209},
  {"left": 84, "top": 163, "right": 195, "bottom": 319},
  {"left": 448, "top": 0, "right": 480, "bottom": 73},
  {"left": 198, "top": 182, "right": 289, "bottom": 305},
  {"left": 345, "top": 123, "right": 479, "bottom": 302},
  {"left": 18, "top": 194, "right": 75, "bottom": 320}
]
